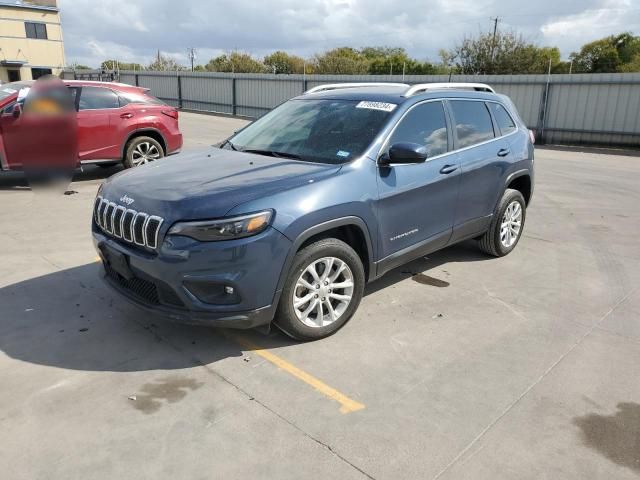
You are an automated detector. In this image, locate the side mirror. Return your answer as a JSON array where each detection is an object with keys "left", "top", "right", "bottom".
[
  {"left": 12, "top": 103, "right": 22, "bottom": 119},
  {"left": 379, "top": 142, "right": 427, "bottom": 166}
]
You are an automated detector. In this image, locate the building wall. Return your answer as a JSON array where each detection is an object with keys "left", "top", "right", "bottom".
[{"left": 0, "top": 3, "right": 65, "bottom": 82}]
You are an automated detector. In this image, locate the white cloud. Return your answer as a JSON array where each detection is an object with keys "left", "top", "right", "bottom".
[
  {"left": 541, "top": 0, "right": 639, "bottom": 53},
  {"left": 59, "top": 0, "right": 640, "bottom": 67}
]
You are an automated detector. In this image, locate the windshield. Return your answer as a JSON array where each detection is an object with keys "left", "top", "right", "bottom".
[
  {"left": 0, "top": 82, "right": 32, "bottom": 101},
  {"left": 227, "top": 99, "right": 395, "bottom": 164}
]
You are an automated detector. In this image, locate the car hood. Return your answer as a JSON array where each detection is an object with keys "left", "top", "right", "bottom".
[{"left": 101, "top": 148, "right": 341, "bottom": 221}]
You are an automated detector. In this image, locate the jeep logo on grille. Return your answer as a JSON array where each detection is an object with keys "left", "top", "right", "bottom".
[{"left": 120, "top": 194, "right": 135, "bottom": 206}]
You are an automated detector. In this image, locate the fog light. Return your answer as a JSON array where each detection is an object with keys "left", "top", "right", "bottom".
[{"left": 184, "top": 280, "right": 240, "bottom": 305}]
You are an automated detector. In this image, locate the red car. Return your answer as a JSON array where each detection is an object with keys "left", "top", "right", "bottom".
[{"left": 0, "top": 80, "right": 183, "bottom": 170}]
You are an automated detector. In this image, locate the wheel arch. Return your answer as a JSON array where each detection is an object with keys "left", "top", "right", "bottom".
[
  {"left": 121, "top": 128, "right": 167, "bottom": 160},
  {"left": 504, "top": 169, "right": 532, "bottom": 206},
  {"left": 272, "top": 217, "right": 375, "bottom": 313}
]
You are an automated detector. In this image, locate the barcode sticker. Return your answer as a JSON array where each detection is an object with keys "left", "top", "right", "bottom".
[{"left": 356, "top": 101, "right": 397, "bottom": 112}]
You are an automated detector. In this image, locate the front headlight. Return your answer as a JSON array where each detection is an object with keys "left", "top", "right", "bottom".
[{"left": 167, "top": 210, "right": 273, "bottom": 242}]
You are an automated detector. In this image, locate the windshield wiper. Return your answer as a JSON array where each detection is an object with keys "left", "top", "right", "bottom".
[
  {"left": 242, "top": 149, "right": 301, "bottom": 160},
  {"left": 222, "top": 139, "right": 239, "bottom": 151}
]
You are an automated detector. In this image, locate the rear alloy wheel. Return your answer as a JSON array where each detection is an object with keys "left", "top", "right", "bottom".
[
  {"left": 124, "top": 136, "right": 164, "bottom": 168},
  {"left": 478, "top": 188, "right": 526, "bottom": 257},
  {"left": 276, "top": 238, "right": 365, "bottom": 341}
]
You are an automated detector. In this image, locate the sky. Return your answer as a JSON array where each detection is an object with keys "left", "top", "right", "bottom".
[{"left": 58, "top": 0, "right": 640, "bottom": 68}]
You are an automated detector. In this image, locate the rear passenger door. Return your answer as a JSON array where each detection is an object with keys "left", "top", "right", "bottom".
[
  {"left": 448, "top": 100, "right": 507, "bottom": 240},
  {"left": 375, "top": 100, "right": 459, "bottom": 262}
]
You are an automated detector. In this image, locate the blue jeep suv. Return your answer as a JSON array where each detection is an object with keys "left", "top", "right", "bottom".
[{"left": 93, "top": 82, "right": 534, "bottom": 340}]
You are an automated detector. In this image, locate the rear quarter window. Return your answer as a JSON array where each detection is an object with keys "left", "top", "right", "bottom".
[
  {"left": 450, "top": 100, "right": 495, "bottom": 149},
  {"left": 488, "top": 102, "right": 517, "bottom": 136},
  {"left": 118, "top": 91, "right": 165, "bottom": 107}
]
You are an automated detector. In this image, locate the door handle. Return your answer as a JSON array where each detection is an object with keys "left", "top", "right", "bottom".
[
  {"left": 120, "top": 112, "right": 133, "bottom": 119},
  {"left": 440, "top": 165, "right": 458, "bottom": 174},
  {"left": 497, "top": 148, "right": 510, "bottom": 157}
]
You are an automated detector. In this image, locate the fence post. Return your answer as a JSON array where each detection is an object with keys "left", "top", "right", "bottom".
[
  {"left": 134, "top": 73, "right": 139, "bottom": 86},
  {"left": 303, "top": 79, "right": 308, "bottom": 93},
  {"left": 177, "top": 72, "right": 183, "bottom": 109},
  {"left": 232, "top": 77, "right": 237, "bottom": 116}
]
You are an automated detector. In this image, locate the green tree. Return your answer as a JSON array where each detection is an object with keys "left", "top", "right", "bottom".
[
  {"left": 448, "top": 31, "right": 562, "bottom": 74},
  {"left": 264, "top": 51, "right": 306, "bottom": 74},
  {"left": 570, "top": 39, "right": 621, "bottom": 73},
  {"left": 147, "top": 53, "right": 182, "bottom": 71},
  {"left": 100, "top": 59, "right": 143, "bottom": 71},
  {"left": 205, "top": 52, "right": 267, "bottom": 73},
  {"left": 69, "top": 62, "right": 92, "bottom": 70},
  {"left": 570, "top": 32, "right": 640, "bottom": 73},
  {"left": 312, "top": 47, "right": 369, "bottom": 74},
  {"left": 620, "top": 53, "right": 640, "bottom": 72},
  {"left": 361, "top": 47, "right": 438, "bottom": 74}
]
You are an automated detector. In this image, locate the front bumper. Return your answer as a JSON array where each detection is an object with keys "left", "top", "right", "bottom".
[{"left": 93, "top": 225, "right": 291, "bottom": 328}]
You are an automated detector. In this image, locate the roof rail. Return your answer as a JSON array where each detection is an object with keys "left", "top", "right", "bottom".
[
  {"left": 305, "top": 82, "right": 410, "bottom": 94},
  {"left": 403, "top": 82, "right": 495, "bottom": 97}
]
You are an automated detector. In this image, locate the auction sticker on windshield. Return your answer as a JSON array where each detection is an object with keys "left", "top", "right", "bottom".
[{"left": 356, "top": 101, "right": 397, "bottom": 112}]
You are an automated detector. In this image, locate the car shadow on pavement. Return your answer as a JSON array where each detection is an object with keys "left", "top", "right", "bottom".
[
  {"left": 0, "top": 164, "right": 123, "bottom": 190},
  {"left": 0, "top": 241, "right": 490, "bottom": 370},
  {"left": 0, "top": 261, "right": 245, "bottom": 372},
  {"left": 363, "top": 239, "right": 490, "bottom": 297}
]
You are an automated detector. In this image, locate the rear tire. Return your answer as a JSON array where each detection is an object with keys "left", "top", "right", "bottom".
[
  {"left": 478, "top": 188, "right": 526, "bottom": 257},
  {"left": 124, "top": 136, "right": 164, "bottom": 168},
  {"left": 275, "top": 238, "right": 365, "bottom": 341}
]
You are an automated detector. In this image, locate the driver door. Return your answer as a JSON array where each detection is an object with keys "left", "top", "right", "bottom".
[{"left": 375, "top": 101, "right": 460, "bottom": 272}]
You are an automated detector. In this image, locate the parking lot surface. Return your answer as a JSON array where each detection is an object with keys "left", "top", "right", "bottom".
[{"left": 1, "top": 112, "right": 639, "bottom": 479}]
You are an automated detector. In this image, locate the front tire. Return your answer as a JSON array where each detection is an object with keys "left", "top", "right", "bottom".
[
  {"left": 124, "top": 136, "right": 164, "bottom": 168},
  {"left": 478, "top": 188, "right": 526, "bottom": 257},
  {"left": 275, "top": 238, "right": 365, "bottom": 341}
]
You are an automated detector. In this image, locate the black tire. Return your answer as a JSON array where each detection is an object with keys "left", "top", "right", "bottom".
[
  {"left": 123, "top": 136, "right": 164, "bottom": 168},
  {"left": 478, "top": 188, "right": 526, "bottom": 257},
  {"left": 275, "top": 238, "right": 365, "bottom": 341},
  {"left": 96, "top": 162, "right": 119, "bottom": 168}
]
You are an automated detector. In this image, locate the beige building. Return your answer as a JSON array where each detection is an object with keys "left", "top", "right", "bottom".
[{"left": 0, "top": 0, "right": 65, "bottom": 83}]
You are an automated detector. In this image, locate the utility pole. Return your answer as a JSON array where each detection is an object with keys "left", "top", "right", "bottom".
[
  {"left": 187, "top": 48, "right": 196, "bottom": 71},
  {"left": 490, "top": 16, "right": 501, "bottom": 69}
]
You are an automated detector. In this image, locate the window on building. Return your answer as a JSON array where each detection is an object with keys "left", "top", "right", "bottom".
[
  {"left": 25, "top": 22, "right": 48, "bottom": 40},
  {"left": 78, "top": 86, "right": 120, "bottom": 110},
  {"left": 450, "top": 100, "right": 495, "bottom": 149},
  {"left": 31, "top": 68, "right": 52, "bottom": 80},
  {"left": 387, "top": 101, "right": 449, "bottom": 157}
]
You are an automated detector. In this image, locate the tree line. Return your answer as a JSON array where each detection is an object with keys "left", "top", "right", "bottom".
[{"left": 71, "top": 31, "right": 640, "bottom": 75}]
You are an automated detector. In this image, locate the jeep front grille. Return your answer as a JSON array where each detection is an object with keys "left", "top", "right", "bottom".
[{"left": 94, "top": 196, "right": 163, "bottom": 249}]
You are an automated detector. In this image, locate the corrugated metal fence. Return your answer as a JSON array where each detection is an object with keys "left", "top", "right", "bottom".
[{"left": 62, "top": 70, "right": 640, "bottom": 147}]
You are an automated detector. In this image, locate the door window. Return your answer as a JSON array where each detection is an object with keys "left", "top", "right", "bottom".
[
  {"left": 387, "top": 101, "right": 448, "bottom": 157},
  {"left": 488, "top": 102, "right": 517, "bottom": 136},
  {"left": 450, "top": 100, "right": 495, "bottom": 149},
  {"left": 78, "top": 86, "right": 119, "bottom": 110}
]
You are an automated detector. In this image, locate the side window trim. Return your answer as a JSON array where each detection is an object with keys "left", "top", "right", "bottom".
[
  {"left": 377, "top": 99, "right": 452, "bottom": 163},
  {"left": 447, "top": 98, "right": 517, "bottom": 153}
]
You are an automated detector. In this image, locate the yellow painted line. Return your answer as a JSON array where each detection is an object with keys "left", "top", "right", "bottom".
[{"left": 229, "top": 334, "right": 365, "bottom": 414}]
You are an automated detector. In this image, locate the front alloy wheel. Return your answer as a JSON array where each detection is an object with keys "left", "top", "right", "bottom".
[
  {"left": 293, "top": 257, "right": 355, "bottom": 328},
  {"left": 276, "top": 238, "right": 365, "bottom": 341}
]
